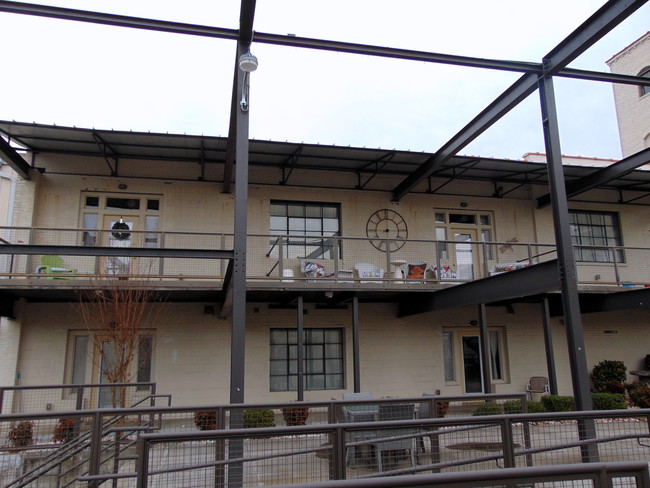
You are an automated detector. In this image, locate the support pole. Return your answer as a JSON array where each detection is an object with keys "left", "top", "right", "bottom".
[
  {"left": 538, "top": 72, "right": 598, "bottom": 462},
  {"left": 478, "top": 303, "right": 492, "bottom": 394},
  {"left": 541, "top": 296, "right": 558, "bottom": 395},
  {"left": 352, "top": 296, "right": 361, "bottom": 392},
  {"left": 297, "top": 295, "right": 304, "bottom": 401}
]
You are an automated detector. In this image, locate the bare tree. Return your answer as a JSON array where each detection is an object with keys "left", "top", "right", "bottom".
[{"left": 76, "top": 275, "right": 166, "bottom": 408}]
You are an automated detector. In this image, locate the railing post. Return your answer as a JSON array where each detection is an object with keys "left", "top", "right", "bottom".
[
  {"left": 136, "top": 436, "right": 149, "bottom": 488},
  {"left": 333, "top": 237, "right": 340, "bottom": 276},
  {"left": 501, "top": 418, "right": 516, "bottom": 469},
  {"left": 278, "top": 237, "right": 284, "bottom": 278},
  {"left": 613, "top": 245, "right": 621, "bottom": 285},
  {"left": 481, "top": 241, "right": 489, "bottom": 278},
  {"left": 88, "top": 411, "right": 103, "bottom": 488},
  {"left": 159, "top": 231, "right": 165, "bottom": 276},
  {"left": 331, "top": 426, "right": 346, "bottom": 480},
  {"left": 0, "top": 387, "right": 4, "bottom": 414}
]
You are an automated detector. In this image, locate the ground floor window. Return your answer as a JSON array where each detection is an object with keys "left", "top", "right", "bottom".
[
  {"left": 443, "top": 328, "right": 507, "bottom": 392},
  {"left": 65, "top": 330, "right": 154, "bottom": 389},
  {"left": 270, "top": 328, "right": 344, "bottom": 391}
]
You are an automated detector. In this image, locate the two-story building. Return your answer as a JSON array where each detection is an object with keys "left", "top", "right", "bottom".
[{"left": 0, "top": 119, "right": 648, "bottom": 411}]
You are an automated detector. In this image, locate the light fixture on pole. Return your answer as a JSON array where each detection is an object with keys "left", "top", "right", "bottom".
[{"left": 239, "top": 51, "right": 258, "bottom": 112}]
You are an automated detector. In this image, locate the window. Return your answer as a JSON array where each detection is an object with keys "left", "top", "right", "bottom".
[
  {"left": 435, "top": 210, "right": 495, "bottom": 260},
  {"left": 569, "top": 210, "right": 623, "bottom": 263},
  {"left": 639, "top": 66, "right": 650, "bottom": 97},
  {"left": 80, "top": 193, "right": 161, "bottom": 247},
  {"left": 270, "top": 328, "right": 344, "bottom": 391},
  {"left": 270, "top": 201, "right": 341, "bottom": 259},
  {"left": 65, "top": 331, "right": 154, "bottom": 387}
]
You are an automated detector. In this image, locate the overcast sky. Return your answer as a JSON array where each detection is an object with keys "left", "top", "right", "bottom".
[{"left": 0, "top": 0, "right": 648, "bottom": 161}]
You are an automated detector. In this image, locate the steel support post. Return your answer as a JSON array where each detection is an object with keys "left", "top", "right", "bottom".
[
  {"left": 352, "top": 296, "right": 361, "bottom": 392},
  {"left": 538, "top": 73, "right": 598, "bottom": 462},
  {"left": 478, "top": 303, "right": 492, "bottom": 394},
  {"left": 228, "top": 41, "right": 251, "bottom": 488},
  {"left": 541, "top": 296, "right": 559, "bottom": 395},
  {"left": 297, "top": 295, "right": 305, "bottom": 401}
]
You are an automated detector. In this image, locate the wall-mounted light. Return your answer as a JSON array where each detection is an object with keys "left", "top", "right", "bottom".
[
  {"left": 118, "top": 183, "right": 127, "bottom": 190},
  {"left": 460, "top": 202, "right": 469, "bottom": 208},
  {"left": 239, "top": 51, "right": 258, "bottom": 112},
  {"left": 470, "top": 320, "right": 478, "bottom": 326}
]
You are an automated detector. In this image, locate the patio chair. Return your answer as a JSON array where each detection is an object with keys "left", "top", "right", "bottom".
[
  {"left": 370, "top": 403, "right": 416, "bottom": 472},
  {"left": 354, "top": 263, "right": 384, "bottom": 284},
  {"left": 405, "top": 262, "right": 427, "bottom": 282},
  {"left": 526, "top": 376, "right": 549, "bottom": 399},
  {"left": 36, "top": 255, "right": 77, "bottom": 279}
]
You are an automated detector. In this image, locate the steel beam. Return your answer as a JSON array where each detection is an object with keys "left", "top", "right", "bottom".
[
  {"left": 478, "top": 303, "right": 492, "bottom": 394},
  {"left": 537, "top": 147, "right": 650, "bottom": 208},
  {"left": 392, "top": 0, "right": 647, "bottom": 201},
  {"left": 578, "top": 288, "right": 650, "bottom": 313},
  {"left": 540, "top": 296, "right": 559, "bottom": 395},
  {"left": 0, "top": 134, "right": 31, "bottom": 179},
  {"left": 352, "top": 296, "right": 361, "bottom": 393},
  {"left": 1, "top": 1, "right": 647, "bottom": 89},
  {"left": 297, "top": 295, "right": 304, "bottom": 401},
  {"left": 398, "top": 260, "right": 559, "bottom": 317},
  {"left": 0, "top": 243, "right": 233, "bottom": 259}
]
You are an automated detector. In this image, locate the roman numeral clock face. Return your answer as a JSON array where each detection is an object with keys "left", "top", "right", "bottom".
[{"left": 365, "top": 209, "right": 408, "bottom": 252}]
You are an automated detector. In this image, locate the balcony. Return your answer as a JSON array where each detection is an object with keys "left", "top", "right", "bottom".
[{"left": 0, "top": 226, "right": 647, "bottom": 291}]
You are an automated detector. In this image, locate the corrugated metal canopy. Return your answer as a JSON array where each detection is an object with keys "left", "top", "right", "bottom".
[{"left": 1, "top": 120, "right": 650, "bottom": 199}]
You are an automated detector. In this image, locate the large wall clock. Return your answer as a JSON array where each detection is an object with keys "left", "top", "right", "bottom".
[{"left": 365, "top": 209, "right": 408, "bottom": 251}]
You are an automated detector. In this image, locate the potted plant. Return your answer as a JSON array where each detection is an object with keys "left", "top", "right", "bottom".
[
  {"left": 193, "top": 410, "right": 218, "bottom": 431},
  {"left": 281, "top": 404, "right": 310, "bottom": 426},
  {"left": 52, "top": 417, "right": 76, "bottom": 444},
  {"left": 7, "top": 421, "right": 34, "bottom": 452}
]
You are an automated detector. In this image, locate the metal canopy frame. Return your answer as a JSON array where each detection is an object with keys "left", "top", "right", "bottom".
[{"left": 1, "top": 0, "right": 649, "bottom": 416}]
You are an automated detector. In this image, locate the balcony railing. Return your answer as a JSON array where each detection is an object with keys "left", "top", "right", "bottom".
[{"left": 0, "top": 227, "right": 648, "bottom": 288}]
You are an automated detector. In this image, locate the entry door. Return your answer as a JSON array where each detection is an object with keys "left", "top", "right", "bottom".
[
  {"left": 451, "top": 229, "right": 481, "bottom": 280},
  {"left": 102, "top": 216, "right": 139, "bottom": 277},
  {"left": 98, "top": 341, "right": 122, "bottom": 408},
  {"left": 462, "top": 336, "right": 484, "bottom": 393}
]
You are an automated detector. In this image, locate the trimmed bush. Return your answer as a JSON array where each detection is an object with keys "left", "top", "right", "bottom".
[
  {"left": 503, "top": 400, "right": 522, "bottom": 414},
  {"left": 591, "top": 360, "right": 627, "bottom": 394},
  {"left": 628, "top": 383, "right": 650, "bottom": 408},
  {"left": 527, "top": 401, "right": 547, "bottom": 413},
  {"left": 473, "top": 401, "right": 504, "bottom": 416},
  {"left": 541, "top": 395, "right": 575, "bottom": 412},
  {"left": 243, "top": 408, "right": 275, "bottom": 428},
  {"left": 591, "top": 393, "right": 627, "bottom": 410}
]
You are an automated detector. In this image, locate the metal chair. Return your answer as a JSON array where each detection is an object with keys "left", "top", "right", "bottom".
[
  {"left": 526, "top": 376, "right": 549, "bottom": 399},
  {"left": 371, "top": 403, "right": 416, "bottom": 472}
]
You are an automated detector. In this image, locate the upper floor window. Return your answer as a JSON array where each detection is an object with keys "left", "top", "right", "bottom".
[
  {"left": 270, "top": 328, "right": 344, "bottom": 392},
  {"left": 639, "top": 66, "right": 650, "bottom": 97},
  {"left": 269, "top": 201, "right": 341, "bottom": 259},
  {"left": 80, "top": 193, "right": 161, "bottom": 248},
  {"left": 569, "top": 210, "right": 623, "bottom": 263}
]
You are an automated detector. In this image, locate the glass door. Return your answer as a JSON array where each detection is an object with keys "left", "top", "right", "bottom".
[
  {"left": 451, "top": 229, "right": 482, "bottom": 280},
  {"left": 462, "top": 336, "right": 483, "bottom": 393},
  {"left": 102, "top": 216, "right": 139, "bottom": 277}
]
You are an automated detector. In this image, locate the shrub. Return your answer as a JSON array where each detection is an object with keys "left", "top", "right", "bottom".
[
  {"left": 52, "top": 417, "right": 76, "bottom": 443},
  {"left": 541, "top": 395, "right": 575, "bottom": 412},
  {"left": 527, "top": 401, "right": 547, "bottom": 413},
  {"left": 627, "top": 383, "right": 650, "bottom": 408},
  {"left": 194, "top": 410, "right": 218, "bottom": 431},
  {"left": 591, "top": 360, "right": 627, "bottom": 394},
  {"left": 243, "top": 408, "right": 275, "bottom": 428},
  {"left": 503, "top": 400, "right": 522, "bottom": 414},
  {"left": 281, "top": 406, "right": 310, "bottom": 426},
  {"left": 7, "top": 421, "right": 34, "bottom": 450},
  {"left": 591, "top": 393, "right": 627, "bottom": 410},
  {"left": 473, "top": 401, "right": 504, "bottom": 416}
]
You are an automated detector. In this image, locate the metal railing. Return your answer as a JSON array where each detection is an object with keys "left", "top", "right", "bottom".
[
  {"left": 1, "top": 395, "right": 649, "bottom": 487},
  {"left": 134, "top": 407, "right": 650, "bottom": 487},
  {"left": 0, "top": 382, "right": 157, "bottom": 415},
  {"left": 0, "top": 226, "right": 648, "bottom": 286},
  {"left": 267, "top": 462, "right": 650, "bottom": 488}
]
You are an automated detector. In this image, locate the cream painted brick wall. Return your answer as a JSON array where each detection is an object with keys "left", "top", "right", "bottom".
[{"left": 608, "top": 32, "right": 650, "bottom": 157}]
